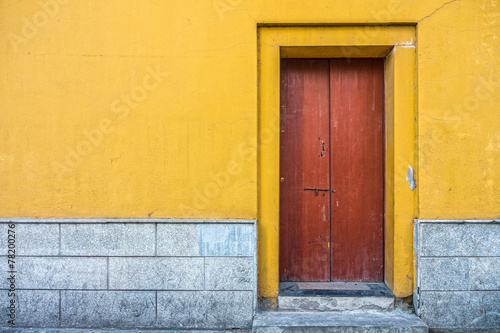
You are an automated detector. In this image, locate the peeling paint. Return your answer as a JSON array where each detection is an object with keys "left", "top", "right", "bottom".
[
  {"left": 406, "top": 166, "right": 417, "bottom": 191},
  {"left": 396, "top": 43, "right": 415, "bottom": 48},
  {"left": 395, "top": 38, "right": 415, "bottom": 47},
  {"left": 318, "top": 137, "right": 325, "bottom": 157}
]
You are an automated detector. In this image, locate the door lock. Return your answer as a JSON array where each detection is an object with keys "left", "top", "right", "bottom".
[{"left": 304, "top": 188, "right": 336, "bottom": 196}]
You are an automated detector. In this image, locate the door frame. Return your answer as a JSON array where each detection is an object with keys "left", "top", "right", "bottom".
[{"left": 257, "top": 25, "right": 417, "bottom": 303}]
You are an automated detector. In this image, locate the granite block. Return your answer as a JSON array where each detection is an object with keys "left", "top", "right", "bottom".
[
  {"left": 157, "top": 224, "right": 198, "bottom": 256},
  {"left": 205, "top": 291, "right": 254, "bottom": 328},
  {"left": 108, "top": 257, "right": 204, "bottom": 290},
  {"left": 157, "top": 291, "right": 207, "bottom": 328},
  {"left": 61, "top": 291, "right": 155, "bottom": 328},
  {"left": 0, "top": 257, "right": 106, "bottom": 290},
  {"left": 0, "top": 290, "right": 59, "bottom": 327},
  {"left": 205, "top": 257, "right": 254, "bottom": 290},
  {"left": 469, "top": 257, "right": 500, "bottom": 290},
  {"left": 157, "top": 291, "right": 253, "bottom": 329},
  {"left": 421, "top": 224, "right": 500, "bottom": 257},
  {"left": 61, "top": 224, "right": 155, "bottom": 256},
  {"left": 420, "top": 291, "right": 500, "bottom": 329},
  {"left": 0, "top": 224, "right": 59, "bottom": 256},
  {"left": 420, "top": 258, "right": 469, "bottom": 291},
  {"left": 199, "top": 224, "right": 255, "bottom": 256}
]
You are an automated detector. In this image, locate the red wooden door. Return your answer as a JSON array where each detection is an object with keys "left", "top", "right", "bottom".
[{"left": 280, "top": 58, "right": 384, "bottom": 282}]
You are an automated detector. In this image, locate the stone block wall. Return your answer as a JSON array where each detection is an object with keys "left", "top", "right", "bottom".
[
  {"left": 0, "top": 219, "right": 257, "bottom": 329},
  {"left": 414, "top": 219, "right": 500, "bottom": 330}
]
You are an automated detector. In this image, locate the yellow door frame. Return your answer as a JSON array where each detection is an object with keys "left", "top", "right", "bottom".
[{"left": 257, "top": 25, "right": 417, "bottom": 303}]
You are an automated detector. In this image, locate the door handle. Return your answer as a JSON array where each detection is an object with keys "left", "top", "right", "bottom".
[{"left": 304, "top": 188, "right": 336, "bottom": 196}]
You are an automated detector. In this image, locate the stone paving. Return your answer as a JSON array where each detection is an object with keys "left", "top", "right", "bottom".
[{"left": 0, "top": 329, "right": 250, "bottom": 333}]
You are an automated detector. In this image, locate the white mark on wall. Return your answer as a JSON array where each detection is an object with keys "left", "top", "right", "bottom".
[
  {"left": 395, "top": 39, "right": 415, "bottom": 47},
  {"left": 407, "top": 166, "right": 417, "bottom": 191}
]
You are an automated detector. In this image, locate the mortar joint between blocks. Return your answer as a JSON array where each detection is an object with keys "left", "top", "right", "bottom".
[
  {"left": 59, "top": 290, "right": 62, "bottom": 322},
  {"left": 58, "top": 223, "right": 62, "bottom": 256},
  {"left": 155, "top": 223, "right": 158, "bottom": 257},
  {"left": 106, "top": 257, "right": 110, "bottom": 289}
]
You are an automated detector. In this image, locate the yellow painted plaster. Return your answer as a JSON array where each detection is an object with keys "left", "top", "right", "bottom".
[{"left": 0, "top": 0, "right": 498, "bottom": 297}]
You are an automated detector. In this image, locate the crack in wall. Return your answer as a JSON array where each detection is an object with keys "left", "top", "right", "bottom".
[{"left": 418, "top": 0, "right": 462, "bottom": 23}]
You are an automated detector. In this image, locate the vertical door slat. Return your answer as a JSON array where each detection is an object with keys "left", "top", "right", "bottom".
[
  {"left": 279, "top": 59, "right": 331, "bottom": 282},
  {"left": 330, "top": 58, "right": 385, "bottom": 282}
]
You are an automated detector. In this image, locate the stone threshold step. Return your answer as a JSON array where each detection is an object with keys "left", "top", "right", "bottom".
[
  {"left": 278, "top": 282, "right": 395, "bottom": 311},
  {"left": 253, "top": 311, "right": 428, "bottom": 333}
]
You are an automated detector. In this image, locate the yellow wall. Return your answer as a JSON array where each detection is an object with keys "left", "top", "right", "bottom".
[{"left": 1, "top": 0, "right": 499, "bottom": 297}]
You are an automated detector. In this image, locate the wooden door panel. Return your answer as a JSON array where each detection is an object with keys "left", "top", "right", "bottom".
[
  {"left": 330, "top": 59, "right": 385, "bottom": 282},
  {"left": 279, "top": 59, "right": 331, "bottom": 282}
]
